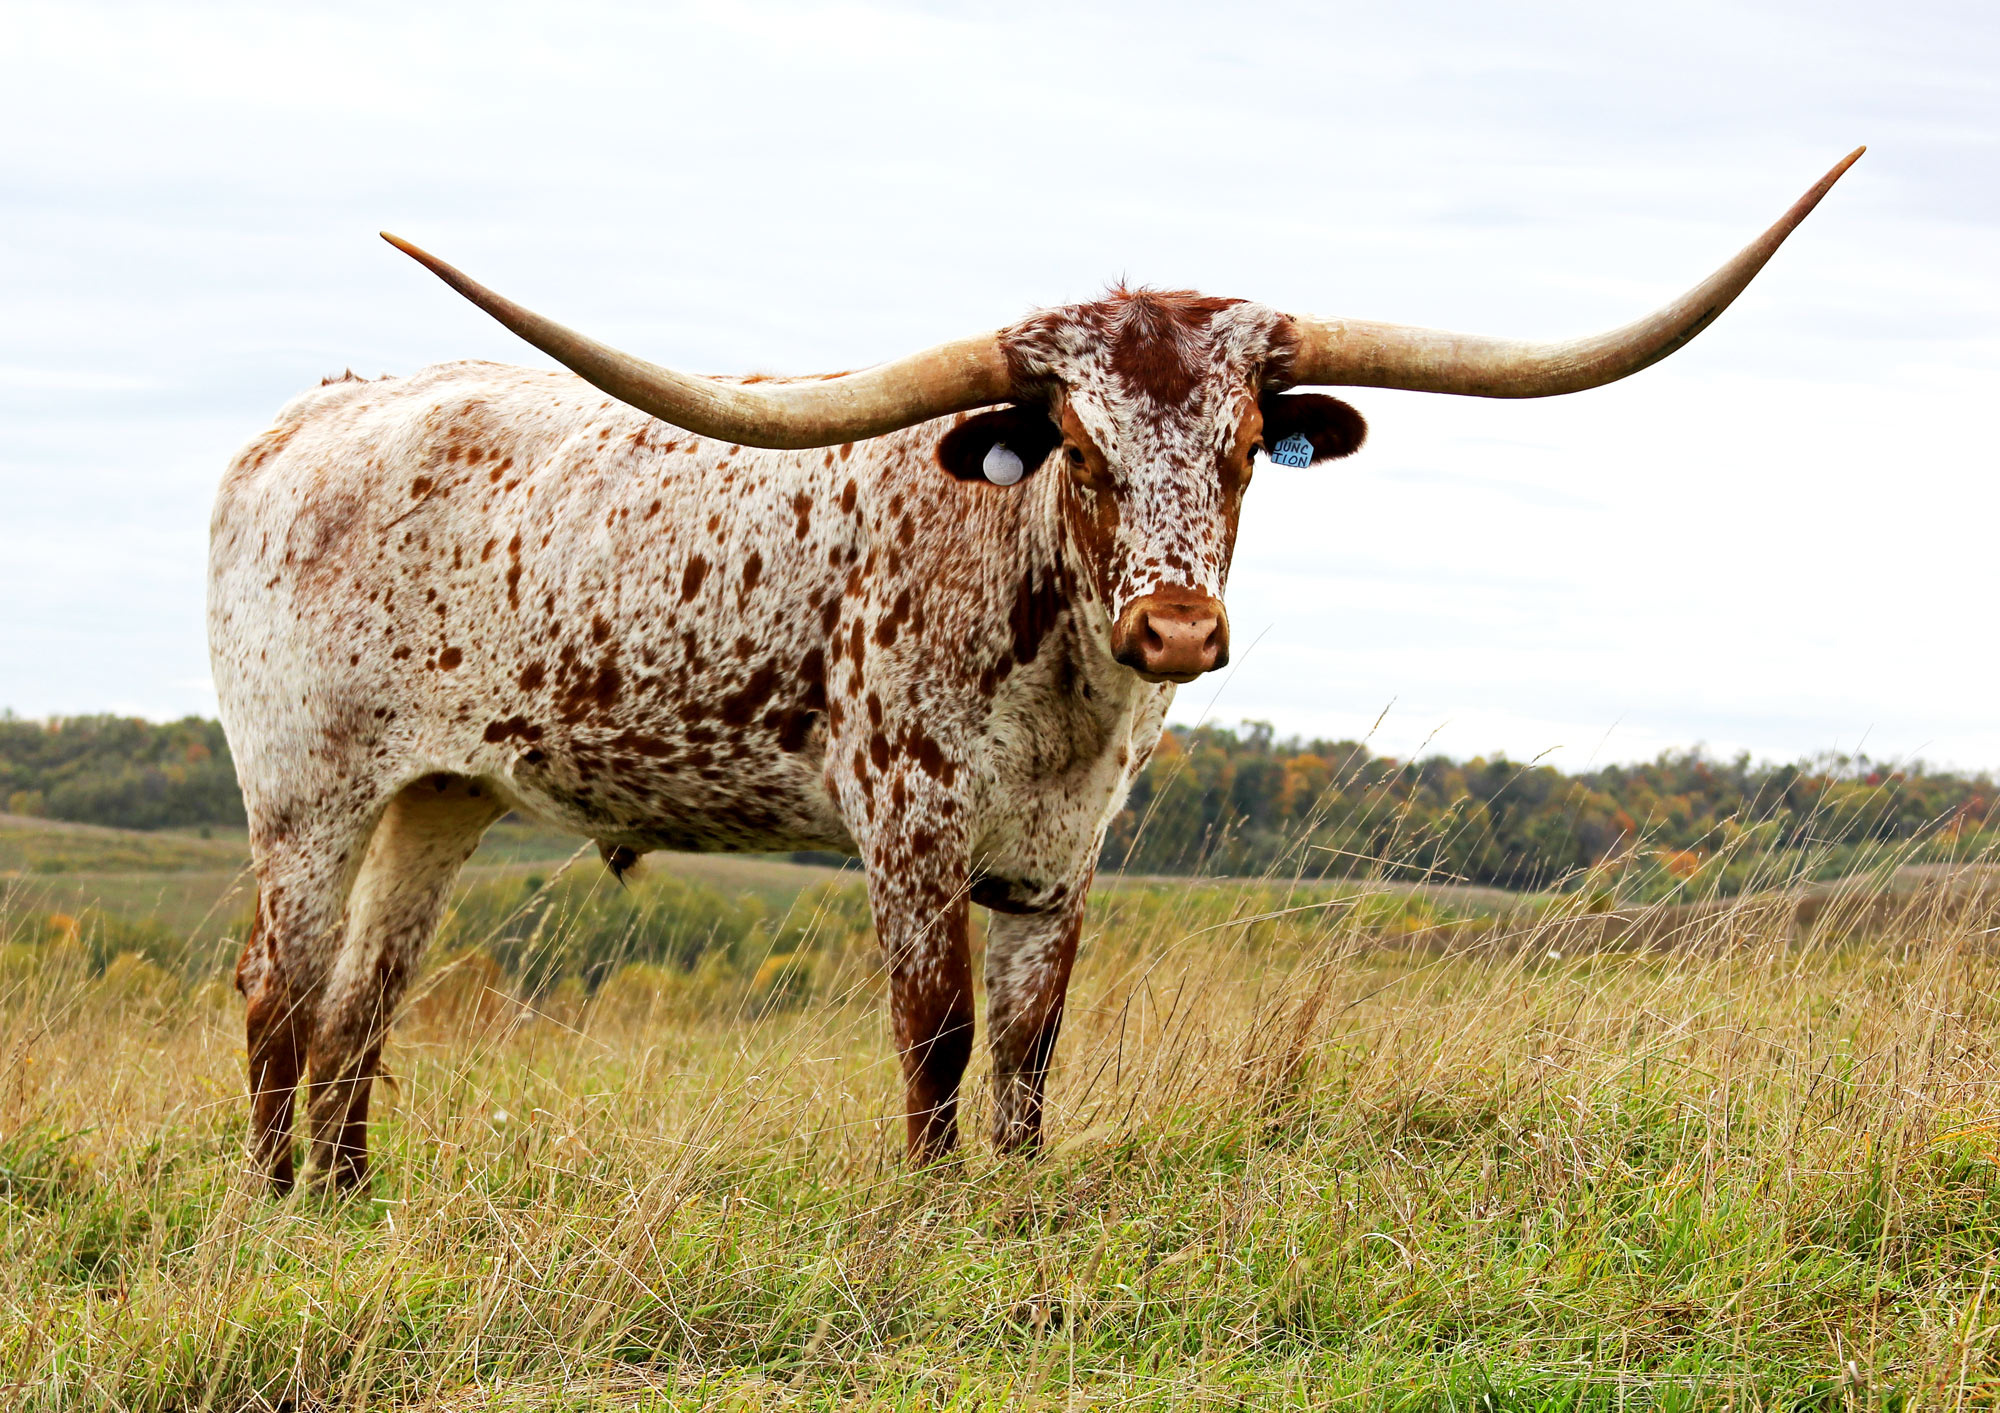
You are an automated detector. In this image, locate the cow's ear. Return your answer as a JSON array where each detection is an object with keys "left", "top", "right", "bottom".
[
  {"left": 937, "top": 406, "right": 1061, "bottom": 485},
  {"left": 1257, "top": 392, "right": 1367, "bottom": 465}
]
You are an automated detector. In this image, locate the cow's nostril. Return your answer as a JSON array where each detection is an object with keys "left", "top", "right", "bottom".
[{"left": 1114, "top": 592, "right": 1229, "bottom": 680}]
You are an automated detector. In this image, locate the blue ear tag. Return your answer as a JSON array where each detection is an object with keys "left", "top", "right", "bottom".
[{"left": 1269, "top": 434, "right": 1314, "bottom": 468}]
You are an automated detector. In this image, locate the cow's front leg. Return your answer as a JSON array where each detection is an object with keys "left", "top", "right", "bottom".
[
  {"left": 860, "top": 819, "right": 975, "bottom": 1165},
  {"left": 983, "top": 889, "right": 1086, "bottom": 1154}
]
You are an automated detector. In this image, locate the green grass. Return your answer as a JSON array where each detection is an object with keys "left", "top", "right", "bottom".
[
  {"left": 0, "top": 813, "right": 249, "bottom": 874},
  {"left": 8, "top": 827, "right": 2000, "bottom": 1406},
  {"left": 0, "top": 815, "right": 849, "bottom": 973}
]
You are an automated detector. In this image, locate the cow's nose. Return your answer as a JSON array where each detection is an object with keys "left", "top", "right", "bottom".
[{"left": 1112, "top": 591, "right": 1230, "bottom": 682}]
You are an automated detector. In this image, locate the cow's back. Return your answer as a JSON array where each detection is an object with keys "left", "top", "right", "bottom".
[{"left": 209, "top": 361, "right": 860, "bottom": 854}]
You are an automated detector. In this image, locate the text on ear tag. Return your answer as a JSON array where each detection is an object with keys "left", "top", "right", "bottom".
[
  {"left": 982, "top": 443, "right": 1025, "bottom": 485},
  {"left": 1269, "top": 434, "right": 1314, "bottom": 468}
]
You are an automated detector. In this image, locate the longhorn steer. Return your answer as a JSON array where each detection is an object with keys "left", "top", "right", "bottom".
[{"left": 210, "top": 151, "right": 1860, "bottom": 1192}]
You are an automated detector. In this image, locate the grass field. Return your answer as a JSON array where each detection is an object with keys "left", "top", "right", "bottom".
[{"left": 8, "top": 820, "right": 2000, "bottom": 1407}]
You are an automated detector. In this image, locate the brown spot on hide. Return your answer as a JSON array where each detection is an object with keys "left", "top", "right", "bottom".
[
  {"left": 1009, "top": 571, "right": 1065, "bottom": 666},
  {"left": 792, "top": 492, "right": 813, "bottom": 539},
  {"left": 681, "top": 556, "right": 709, "bottom": 602},
  {"left": 719, "top": 661, "right": 781, "bottom": 727},
  {"left": 483, "top": 716, "right": 543, "bottom": 744},
  {"left": 798, "top": 648, "right": 827, "bottom": 710},
  {"left": 518, "top": 662, "right": 546, "bottom": 691},
  {"left": 913, "top": 733, "right": 948, "bottom": 780},
  {"left": 437, "top": 646, "right": 462, "bottom": 670}
]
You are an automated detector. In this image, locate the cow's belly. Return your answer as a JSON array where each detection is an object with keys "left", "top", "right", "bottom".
[{"left": 489, "top": 721, "right": 855, "bottom": 856}]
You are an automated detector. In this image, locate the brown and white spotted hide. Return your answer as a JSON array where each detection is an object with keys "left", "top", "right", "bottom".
[{"left": 208, "top": 287, "right": 1366, "bottom": 1191}]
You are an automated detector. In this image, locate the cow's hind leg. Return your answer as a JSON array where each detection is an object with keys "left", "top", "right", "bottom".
[
  {"left": 304, "top": 774, "right": 504, "bottom": 1193},
  {"left": 984, "top": 899, "right": 1084, "bottom": 1154},
  {"left": 240, "top": 915, "right": 311, "bottom": 1194},
  {"left": 238, "top": 813, "right": 379, "bottom": 1195}
]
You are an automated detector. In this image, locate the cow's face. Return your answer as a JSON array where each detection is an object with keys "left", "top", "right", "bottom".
[{"left": 940, "top": 289, "right": 1366, "bottom": 683}]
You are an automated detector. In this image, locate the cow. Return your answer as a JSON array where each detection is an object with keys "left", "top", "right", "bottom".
[{"left": 209, "top": 150, "right": 1860, "bottom": 1193}]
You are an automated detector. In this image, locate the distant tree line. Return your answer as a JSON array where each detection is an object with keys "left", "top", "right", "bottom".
[
  {"left": 5, "top": 713, "right": 1993, "bottom": 890},
  {"left": 1107, "top": 722, "right": 1998, "bottom": 891},
  {"left": 0, "top": 714, "right": 244, "bottom": 831}
]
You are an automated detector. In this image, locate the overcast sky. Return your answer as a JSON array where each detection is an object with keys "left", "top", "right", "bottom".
[{"left": 3, "top": 0, "right": 1995, "bottom": 770}]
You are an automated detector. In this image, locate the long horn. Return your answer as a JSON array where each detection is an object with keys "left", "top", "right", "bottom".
[
  {"left": 380, "top": 234, "right": 1013, "bottom": 449},
  {"left": 1288, "top": 147, "right": 1864, "bottom": 396}
]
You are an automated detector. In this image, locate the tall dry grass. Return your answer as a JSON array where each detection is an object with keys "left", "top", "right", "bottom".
[{"left": 7, "top": 839, "right": 2000, "bottom": 1407}]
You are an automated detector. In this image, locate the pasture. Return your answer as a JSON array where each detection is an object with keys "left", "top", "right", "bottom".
[{"left": 6, "top": 819, "right": 2000, "bottom": 1408}]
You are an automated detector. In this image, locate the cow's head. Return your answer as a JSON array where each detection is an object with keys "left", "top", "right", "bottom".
[
  {"left": 382, "top": 147, "right": 1860, "bottom": 685},
  {"left": 933, "top": 290, "right": 1366, "bottom": 682}
]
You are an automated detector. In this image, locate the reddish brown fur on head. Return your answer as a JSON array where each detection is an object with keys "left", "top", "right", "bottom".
[{"left": 940, "top": 289, "right": 1367, "bottom": 683}]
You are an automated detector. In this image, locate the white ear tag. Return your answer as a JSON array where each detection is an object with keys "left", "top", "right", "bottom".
[
  {"left": 1269, "top": 433, "right": 1314, "bottom": 468},
  {"left": 982, "top": 443, "right": 1025, "bottom": 486}
]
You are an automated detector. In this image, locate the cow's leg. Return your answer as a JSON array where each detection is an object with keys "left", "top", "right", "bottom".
[
  {"left": 239, "top": 907, "right": 311, "bottom": 1195},
  {"left": 983, "top": 896, "right": 1085, "bottom": 1154},
  {"left": 304, "top": 774, "right": 503, "bottom": 1194},
  {"left": 862, "top": 836, "right": 976, "bottom": 1165},
  {"left": 237, "top": 814, "right": 378, "bottom": 1195}
]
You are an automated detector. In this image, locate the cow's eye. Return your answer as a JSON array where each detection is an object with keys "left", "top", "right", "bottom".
[{"left": 1065, "top": 445, "right": 1086, "bottom": 469}]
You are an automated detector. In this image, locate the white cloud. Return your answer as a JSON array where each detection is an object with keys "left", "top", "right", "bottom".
[{"left": 0, "top": 0, "right": 1994, "bottom": 766}]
